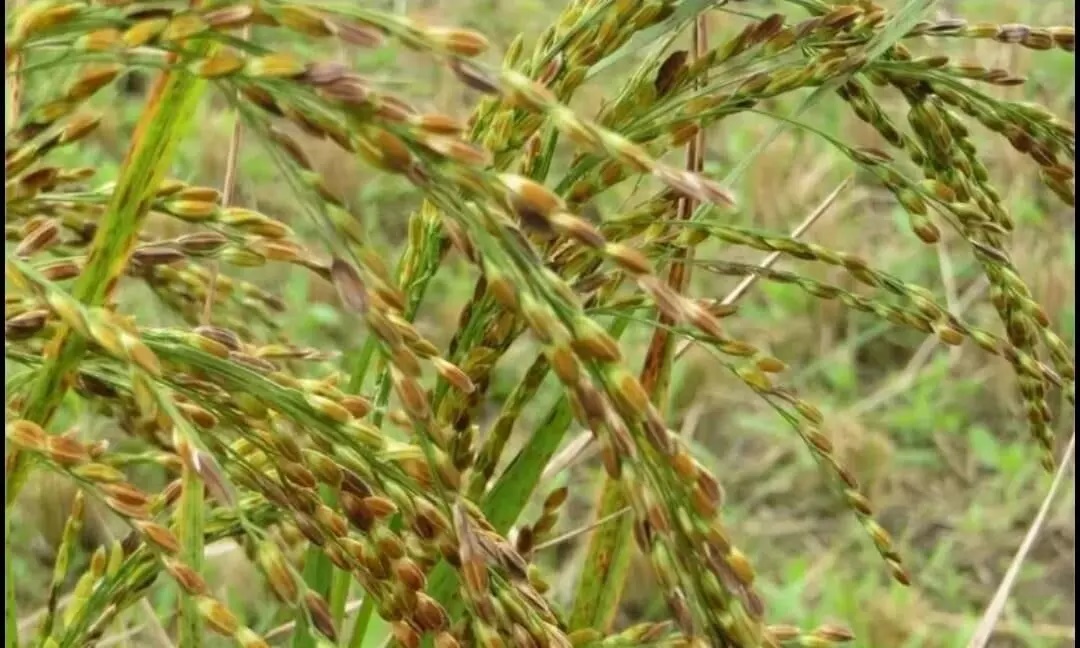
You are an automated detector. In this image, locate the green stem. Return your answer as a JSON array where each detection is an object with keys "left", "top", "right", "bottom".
[
  {"left": 7, "top": 49, "right": 213, "bottom": 507},
  {"left": 293, "top": 487, "right": 337, "bottom": 648},
  {"left": 327, "top": 495, "right": 351, "bottom": 627},
  {"left": 567, "top": 480, "right": 635, "bottom": 632},
  {"left": 177, "top": 457, "right": 205, "bottom": 648},
  {"left": 345, "top": 596, "right": 376, "bottom": 648}
]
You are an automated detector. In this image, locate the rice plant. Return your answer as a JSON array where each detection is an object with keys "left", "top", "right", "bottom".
[{"left": 4, "top": 0, "right": 1074, "bottom": 646}]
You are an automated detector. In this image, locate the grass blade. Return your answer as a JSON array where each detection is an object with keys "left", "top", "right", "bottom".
[
  {"left": 567, "top": 479, "right": 636, "bottom": 632},
  {"left": 177, "top": 455, "right": 205, "bottom": 648}
]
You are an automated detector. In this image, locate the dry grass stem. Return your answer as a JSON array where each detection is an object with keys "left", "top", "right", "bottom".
[{"left": 967, "top": 431, "right": 1076, "bottom": 648}]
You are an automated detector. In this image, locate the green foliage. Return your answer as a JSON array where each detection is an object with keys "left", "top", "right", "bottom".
[{"left": 4, "top": 1, "right": 1074, "bottom": 647}]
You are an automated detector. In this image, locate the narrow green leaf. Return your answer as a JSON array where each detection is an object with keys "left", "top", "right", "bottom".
[
  {"left": 177, "top": 459, "right": 205, "bottom": 648},
  {"left": 568, "top": 481, "right": 635, "bottom": 631},
  {"left": 345, "top": 596, "right": 377, "bottom": 648}
]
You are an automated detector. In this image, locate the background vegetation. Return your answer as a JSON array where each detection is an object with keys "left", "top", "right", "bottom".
[{"left": 6, "top": 0, "right": 1075, "bottom": 647}]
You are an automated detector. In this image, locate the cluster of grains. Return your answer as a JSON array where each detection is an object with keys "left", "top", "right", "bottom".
[
  {"left": 816, "top": 2, "right": 1075, "bottom": 467},
  {"left": 6, "top": 420, "right": 271, "bottom": 647},
  {"left": 5, "top": 0, "right": 1074, "bottom": 646}
]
